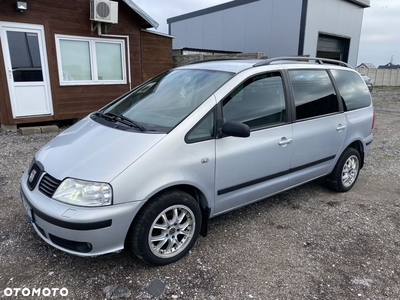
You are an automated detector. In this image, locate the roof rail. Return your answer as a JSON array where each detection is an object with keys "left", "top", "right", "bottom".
[
  {"left": 186, "top": 58, "right": 244, "bottom": 65},
  {"left": 253, "top": 57, "right": 352, "bottom": 68}
]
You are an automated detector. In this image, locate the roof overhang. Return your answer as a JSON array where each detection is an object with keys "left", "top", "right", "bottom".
[
  {"left": 167, "top": 0, "right": 260, "bottom": 24},
  {"left": 122, "top": 0, "right": 159, "bottom": 29},
  {"left": 345, "top": 0, "right": 370, "bottom": 8},
  {"left": 141, "top": 29, "right": 173, "bottom": 39}
]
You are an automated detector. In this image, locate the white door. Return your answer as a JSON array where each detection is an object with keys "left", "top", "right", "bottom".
[{"left": 0, "top": 22, "right": 53, "bottom": 118}]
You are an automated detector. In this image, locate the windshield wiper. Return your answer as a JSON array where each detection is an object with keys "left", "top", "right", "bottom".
[{"left": 95, "top": 112, "right": 146, "bottom": 132}]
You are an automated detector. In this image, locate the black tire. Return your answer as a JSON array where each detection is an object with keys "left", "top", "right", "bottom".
[
  {"left": 129, "top": 189, "right": 201, "bottom": 266},
  {"left": 326, "top": 147, "right": 361, "bottom": 192}
]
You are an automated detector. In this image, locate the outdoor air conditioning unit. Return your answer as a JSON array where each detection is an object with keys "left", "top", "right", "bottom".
[{"left": 90, "top": 0, "right": 118, "bottom": 24}]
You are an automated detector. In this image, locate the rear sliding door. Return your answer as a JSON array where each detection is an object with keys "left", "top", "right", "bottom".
[{"left": 287, "top": 69, "right": 346, "bottom": 187}]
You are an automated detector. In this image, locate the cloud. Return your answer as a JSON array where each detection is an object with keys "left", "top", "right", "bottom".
[
  {"left": 134, "top": 0, "right": 230, "bottom": 33},
  {"left": 358, "top": 0, "right": 400, "bottom": 65}
]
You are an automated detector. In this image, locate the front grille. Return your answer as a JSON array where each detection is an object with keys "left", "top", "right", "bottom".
[{"left": 39, "top": 174, "right": 62, "bottom": 198}]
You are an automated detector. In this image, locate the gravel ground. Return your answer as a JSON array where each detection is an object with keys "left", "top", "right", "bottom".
[{"left": 1, "top": 87, "right": 400, "bottom": 300}]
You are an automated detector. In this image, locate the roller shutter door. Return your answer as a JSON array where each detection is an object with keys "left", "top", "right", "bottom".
[
  {"left": 317, "top": 36, "right": 343, "bottom": 52},
  {"left": 317, "top": 34, "right": 349, "bottom": 62}
]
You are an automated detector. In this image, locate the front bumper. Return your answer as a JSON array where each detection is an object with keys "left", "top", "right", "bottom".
[{"left": 20, "top": 171, "right": 145, "bottom": 256}]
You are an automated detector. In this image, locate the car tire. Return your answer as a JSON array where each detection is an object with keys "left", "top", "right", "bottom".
[
  {"left": 326, "top": 147, "right": 361, "bottom": 192},
  {"left": 129, "top": 189, "right": 201, "bottom": 266}
]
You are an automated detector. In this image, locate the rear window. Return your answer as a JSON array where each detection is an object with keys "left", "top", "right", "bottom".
[
  {"left": 289, "top": 70, "right": 339, "bottom": 120},
  {"left": 330, "top": 69, "right": 371, "bottom": 111}
]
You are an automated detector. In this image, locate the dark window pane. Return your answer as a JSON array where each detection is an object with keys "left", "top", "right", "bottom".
[
  {"left": 7, "top": 31, "right": 43, "bottom": 82},
  {"left": 26, "top": 33, "right": 42, "bottom": 68},
  {"left": 223, "top": 72, "right": 286, "bottom": 130},
  {"left": 289, "top": 70, "right": 338, "bottom": 120},
  {"left": 187, "top": 110, "right": 215, "bottom": 143},
  {"left": 330, "top": 69, "right": 371, "bottom": 111}
]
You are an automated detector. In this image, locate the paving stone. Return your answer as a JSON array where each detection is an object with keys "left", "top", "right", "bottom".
[
  {"left": 0, "top": 124, "right": 17, "bottom": 132},
  {"left": 103, "top": 285, "right": 131, "bottom": 299},
  {"left": 18, "top": 127, "right": 41, "bottom": 135},
  {"left": 146, "top": 279, "right": 166, "bottom": 297},
  {"left": 39, "top": 125, "right": 59, "bottom": 133}
]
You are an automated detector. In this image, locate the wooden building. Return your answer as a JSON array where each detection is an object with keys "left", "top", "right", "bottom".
[{"left": 0, "top": 0, "right": 173, "bottom": 127}]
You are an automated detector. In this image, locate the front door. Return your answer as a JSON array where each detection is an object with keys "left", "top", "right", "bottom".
[
  {"left": 0, "top": 22, "right": 53, "bottom": 118},
  {"left": 215, "top": 72, "right": 292, "bottom": 215}
]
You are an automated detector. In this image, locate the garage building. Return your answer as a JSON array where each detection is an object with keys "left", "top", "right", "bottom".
[{"left": 167, "top": 0, "right": 370, "bottom": 67}]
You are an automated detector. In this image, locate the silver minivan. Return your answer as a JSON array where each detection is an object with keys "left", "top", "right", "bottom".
[{"left": 20, "top": 57, "right": 374, "bottom": 265}]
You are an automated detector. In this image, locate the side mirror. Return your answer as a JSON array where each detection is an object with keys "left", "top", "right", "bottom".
[{"left": 221, "top": 121, "right": 250, "bottom": 138}]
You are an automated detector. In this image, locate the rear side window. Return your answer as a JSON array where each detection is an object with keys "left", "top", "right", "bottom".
[
  {"left": 330, "top": 69, "right": 371, "bottom": 111},
  {"left": 289, "top": 70, "right": 339, "bottom": 120}
]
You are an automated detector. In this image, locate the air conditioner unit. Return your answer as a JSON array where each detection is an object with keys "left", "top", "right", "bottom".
[{"left": 90, "top": 0, "right": 118, "bottom": 24}]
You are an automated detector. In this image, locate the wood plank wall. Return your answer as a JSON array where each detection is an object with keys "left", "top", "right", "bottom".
[{"left": 0, "top": 0, "right": 172, "bottom": 125}]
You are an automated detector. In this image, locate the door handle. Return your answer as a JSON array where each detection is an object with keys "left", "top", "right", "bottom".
[
  {"left": 8, "top": 69, "right": 13, "bottom": 79},
  {"left": 278, "top": 137, "right": 293, "bottom": 147},
  {"left": 336, "top": 124, "right": 346, "bottom": 132}
]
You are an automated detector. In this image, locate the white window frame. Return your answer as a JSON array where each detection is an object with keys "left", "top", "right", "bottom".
[{"left": 55, "top": 34, "right": 127, "bottom": 86}]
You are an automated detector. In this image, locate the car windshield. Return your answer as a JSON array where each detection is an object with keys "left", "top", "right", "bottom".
[{"left": 101, "top": 69, "right": 233, "bottom": 133}]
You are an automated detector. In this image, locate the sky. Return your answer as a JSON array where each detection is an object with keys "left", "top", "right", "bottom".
[{"left": 134, "top": 0, "right": 400, "bottom": 67}]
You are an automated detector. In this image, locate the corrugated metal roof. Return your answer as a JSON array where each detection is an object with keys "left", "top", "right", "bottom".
[
  {"left": 358, "top": 63, "right": 376, "bottom": 69},
  {"left": 122, "top": 0, "right": 159, "bottom": 29},
  {"left": 378, "top": 63, "right": 400, "bottom": 69}
]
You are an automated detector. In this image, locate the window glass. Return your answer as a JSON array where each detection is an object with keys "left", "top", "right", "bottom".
[
  {"left": 186, "top": 110, "right": 215, "bottom": 143},
  {"left": 56, "top": 35, "right": 126, "bottom": 85},
  {"left": 26, "top": 33, "right": 41, "bottom": 68},
  {"left": 96, "top": 42, "right": 123, "bottom": 80},
  {"left": 330, "top": 69, "right": 371, "bottom": 111},
  {"left": 223, "top": 72, "right": 286, "bottom": 130},
  {"left": 60, "top": 40, "right": 92, "bottom": 81},
  {"left": 101, "top": 69, "right": 232, "bottom": 133},
  {"left": 289, "top": 70, "right": 338, "bottom": 120},
  {"left": 7, "top": 31, "right": 43, "bottom": 82}
]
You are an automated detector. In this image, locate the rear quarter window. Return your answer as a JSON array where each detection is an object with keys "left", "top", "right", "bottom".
[{"left": 330, "top": 69, "right": 371, "bottom": 111}]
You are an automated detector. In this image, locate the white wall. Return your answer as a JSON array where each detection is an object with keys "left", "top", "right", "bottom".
[
  {"left": 357, "top": 68, "right": 400, "bottom": 86},
  {"left": 303, "top": 0, "right": 365, "bottom": 67}
]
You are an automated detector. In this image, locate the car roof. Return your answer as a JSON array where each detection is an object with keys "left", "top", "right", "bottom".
[
  {"left": 177, "top": 60, "right": 260, "bottom": 74},
  {"left": 176, "top": 57, "right": 352, "bottom": 74}
]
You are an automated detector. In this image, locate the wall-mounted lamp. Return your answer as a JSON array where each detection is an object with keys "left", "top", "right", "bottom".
[{"left": 16, "top": 1, "right": 28, "bottom": 12}]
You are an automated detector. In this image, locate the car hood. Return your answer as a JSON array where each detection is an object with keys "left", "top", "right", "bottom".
[{"left": 35, "top": 117, "right": 166, "bottom": 183}]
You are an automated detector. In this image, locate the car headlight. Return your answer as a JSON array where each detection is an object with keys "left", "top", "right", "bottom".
[{"left": 53, "top": 178, "right": 112, "bottom": 207}]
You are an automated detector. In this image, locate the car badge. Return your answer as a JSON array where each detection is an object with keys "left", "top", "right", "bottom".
[{"left": 29, "top": 169, "right": 37, "bottom": 183}]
